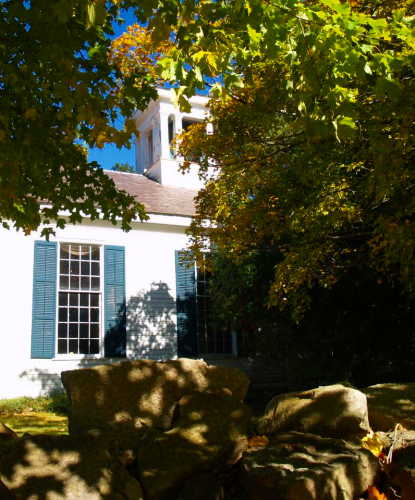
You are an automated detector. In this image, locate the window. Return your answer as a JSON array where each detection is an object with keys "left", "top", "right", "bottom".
[
  {"left": 168, "top": 115, "right": 176, "bottom": 158},
  {"left": 175, "top": 250, "right": 232, "bottom": 357},
  {"left": 146, "top": 129, "right": 154, "bottom": 167},
  {"left": 31, "top": 241, "right": 126, "bottom": 359},
  {"left": 181, "top": 118, "right": 202, "bottom": 163},
  {"left": 195, "top": 261, "right": 232, "bottom": 355},
  {"left": 57, "top": 244, "right": 101, "bottom": 355}
]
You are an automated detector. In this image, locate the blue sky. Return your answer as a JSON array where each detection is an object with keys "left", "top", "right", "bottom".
[
  {"left": 88, "top": 9, "right": 211, "bottom": 170},
  {"left": 88, "top": 9, "right": 139, "bottom": 171}
]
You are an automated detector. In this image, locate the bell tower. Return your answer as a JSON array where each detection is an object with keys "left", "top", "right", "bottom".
[{"left": 134, "top": 89, "right": 209, "bottom": 189}]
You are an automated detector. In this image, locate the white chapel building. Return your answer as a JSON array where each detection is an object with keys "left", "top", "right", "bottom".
[{"left": 0, "top": 89, "right": 232, "bottom": 398}]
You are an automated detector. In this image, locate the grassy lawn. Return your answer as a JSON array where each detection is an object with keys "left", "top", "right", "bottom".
[
  {"left": 1, "top": 412, "right": 68, "bottom": 435},
  {"left": 0, "top": 395, "right": 68, "bottom": 436}
]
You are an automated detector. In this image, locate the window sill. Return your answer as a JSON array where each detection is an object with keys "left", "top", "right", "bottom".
[
  {"left": 52, "top": 356, "right": 126, "bottom": 362},
  {"left": 53, "top": 355, "right": 104, "bottom": 361}
]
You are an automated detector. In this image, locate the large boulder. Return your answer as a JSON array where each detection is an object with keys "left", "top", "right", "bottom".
[
  {"left": 387, "top": 440, "right": 415, "bottom": 500},
  {"left": 62, "top": 358, "right": 249, "bottom": 437},
  {"left": 0, "top": 478, "right": 16, "bottom": 500},
  {"left": 177, "top": 472, "right": 225, "bottom": 500},
  {"left": 136, "top": 392, "right": 251, "bottom": 500},
  {"left": 0, "top": 434, "right": 143, "bottom": 499},
  {"left": 239, "top": 431, "right": 379, "bottom": 500},
  {"left": 257, "top": 384, "right": 371, "bottom": 441},
  {"left": 364, "top": 383, "right": 415, "bottom": 431}
]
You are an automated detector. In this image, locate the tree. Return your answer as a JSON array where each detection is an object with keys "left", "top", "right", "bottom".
[
  {"left": 147, "top": 0, "right": 415, "bottom": 319},
  {"left": 98, "top": 0, "right": 415, "bottom": 382},
  {"left": 0, "top": 0, "right": 164, "bottom": 235}
]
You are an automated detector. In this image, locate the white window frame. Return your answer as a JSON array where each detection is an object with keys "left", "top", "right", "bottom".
[{"left": 54, "top": 242, "right": 104, "bottom": 360}]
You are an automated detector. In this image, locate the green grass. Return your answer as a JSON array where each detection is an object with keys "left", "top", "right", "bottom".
[
  {"left": 0, "top": 392, "right": 69, "bottom": 415},
  {"left": 1, "top": 412, "right": 68, "bottom": 436},
  {"left": 0, "top": 393, "right": 69, "bottom": 436}
]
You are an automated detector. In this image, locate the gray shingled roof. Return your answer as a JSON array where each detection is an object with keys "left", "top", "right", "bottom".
[{"left": 105, "top": 170, "right": 197, "bottom": 217}]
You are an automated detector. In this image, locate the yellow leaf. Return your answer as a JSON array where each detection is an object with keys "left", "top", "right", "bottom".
[{"left": 361, "top": 431, "right": 388, "bottom": 457}]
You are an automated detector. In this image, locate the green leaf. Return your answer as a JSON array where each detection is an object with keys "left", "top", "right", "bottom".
[
  {"left": 298, "top": 101, "right": 306, "bottom": 113},
  {"left": 364, "top": 62, "right": 372, "bottom": 75},
  {"left": 319, "top": 0, "right": 349, "bottom": 15},
  {"left": 247, "top": 25, "right": 262, "bottom": 45}
]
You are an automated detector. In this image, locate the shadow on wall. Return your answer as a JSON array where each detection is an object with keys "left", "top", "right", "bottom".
[
  {"left": 127, "top": 281, "right": 177, "bottom": 360},
  {"left": 19, "top": 369, "right": 63, "bottom": 395},
  {"left": 17, "top": 282, "right": 177, "bottom": 399}
]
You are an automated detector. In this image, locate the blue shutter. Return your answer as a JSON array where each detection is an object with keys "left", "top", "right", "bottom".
[
  {"left": 104, "top": 245, "right": 126, "bottom": 357},
  {"left": 31, "top": 241, "right": 57, "bottom": 358},
  {"left": 175, "top": 250, "right": 198, "bottom": 357}
]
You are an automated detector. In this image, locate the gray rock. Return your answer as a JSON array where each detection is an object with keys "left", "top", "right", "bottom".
[
  {"left": 62, "top": 358, "right": 249, "bottom": 437},
  {"left": 0, "top": 434, "right": 143, "bottom": 499},
  {"left": 239, "top": 431, "right": 379, "bottom": 500},
  {"left": 136, "top": 392, "right": 251, "bottom": 500},
  {"left": 258, "top": 384, "right": 370, "bottom": 441}
]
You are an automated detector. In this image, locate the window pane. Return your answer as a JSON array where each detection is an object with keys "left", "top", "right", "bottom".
[
  {"left": 90, "top": 340, "right": 99, "bottom": 354},
  {"left": 60, "top": 244, "right": 70, "bottom": 259},
  {"left": 58, "top": 308, "right": 67, "bottom": 322},
  {"left": 70, "top": 276, "right": 79, "bottom": 290},
  {"left": 81, "top": 262, "right": 89, "bottom": 276},
  {"left": 70, "top": 245, "right": 82, "bottom": 258},
  {"left": 79, "top": 339, "right": 89, "bottom": 354},
  {"left": 70, "top": 261, "right": 80, "bottom": 275},
  {"left": 60, "top": 276, "right": 69, "bottom": 290},
  {"left": 81, "top": 245, "right": 90, "bottom": 260},
  {"left": 59, "top": 292, "right": 68, "bottom": 306},
  {"left": 81, "top": 277, "right": 90, "bottom": 290},
  {"left": 60, "top": 261, "right": 69, "bottom": 274},
  {"left": 91, "top": 247, "right": 100, "bottom": 261},
  {"left": 80, "top": 324, "right": 89, "bottom": 337},
  {"left": 91, "top": 278, "right": 100, "bottom": 290},
  {"left": 90, "top": 324, "right": 99, "bottom": 338},
  {"left": 58, "top": 324, "right": 67, "bottom": 338},
  {"left": 80, "top": 294, "right": 89, "bottom": 306},
  {"left": 69, "top": 293, "right": 78, "bottom": 306},
  {"left": 90, "top": 308, "right": 99, "bottom": 323},
  {"left": 80, "top": 309, "right": 88, "bottom": 323},
  {"left": 90, "top": 294, "right": 99, "bottom": 307},
  {"left": 58, "top": 339, "right": 67, "bottom": 354},
  {"left": 69, "top": 324, "right": 78, "bottom": 338},
  {"left": 69, "top": 339, "right": 78, "bottom": 353},
  {"left": 91, "top": 262, "right": 100, "bottom": 276},
  {"left": 69, "top": 308, "right": 78, "bottom": 322}
]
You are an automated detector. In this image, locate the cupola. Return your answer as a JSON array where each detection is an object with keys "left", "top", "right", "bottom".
[{"left": 133, "top": 88, "right": 209, "bottom": 189}]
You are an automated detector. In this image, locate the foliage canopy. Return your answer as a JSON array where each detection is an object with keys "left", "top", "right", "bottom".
[
  {"left": 144, "top": 0, "right": 415, "bottom": 318},
  {"left": 0, "top": 0, "right": 161, "bottom": 235}
]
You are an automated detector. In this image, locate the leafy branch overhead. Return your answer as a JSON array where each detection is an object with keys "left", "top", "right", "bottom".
[
  {"left": 127, "top": 0, "right": 414, "bottom": 318},
  {"left": 2, "top": 0, "right": 415, "bottom": 320},
  {"left": 0, "top": 0, "right": 156, "bottom": 236}
]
